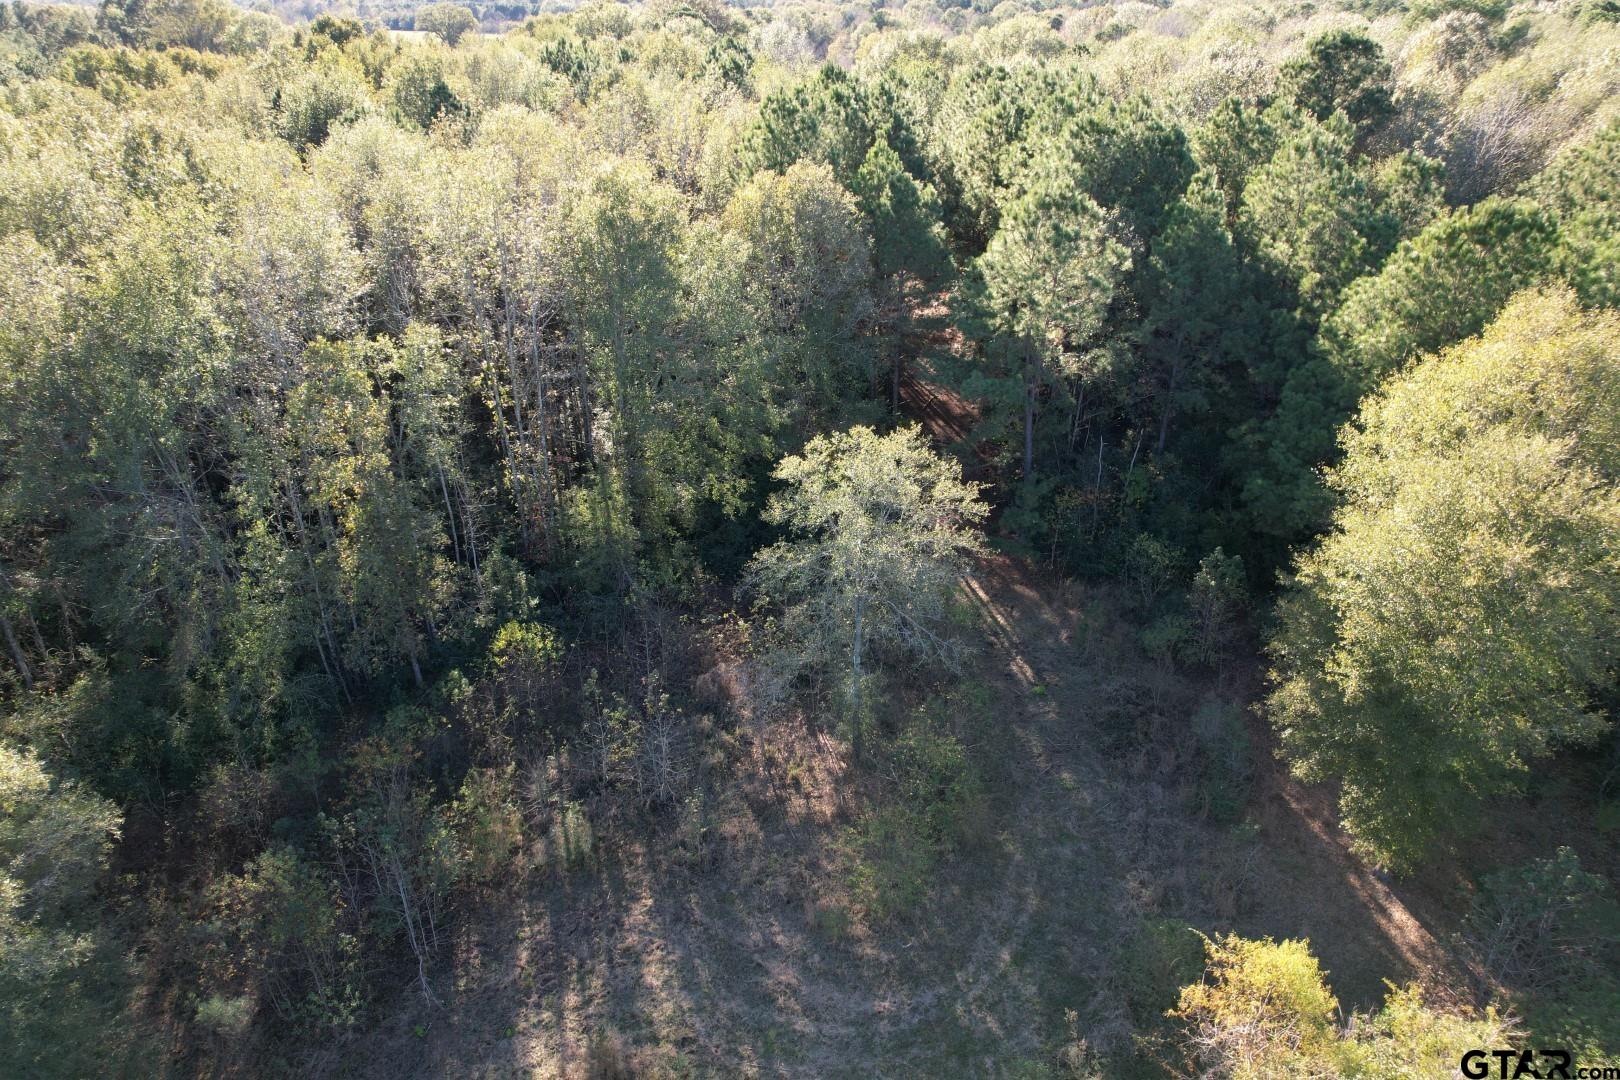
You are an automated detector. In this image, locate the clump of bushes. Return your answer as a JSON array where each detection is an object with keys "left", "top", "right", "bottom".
[
  {"left": 848, "top": 721, "right": 985, "bottom": 920},
  {"left": 1172, "top": 933, "right": 1516, "bottom": 1078},
  {"left": 1192, "top": 700, "right": 1251, "bottom": 826},
  {"left": 1464, "top": 847, "right": 1620, "bottom": 1060}
]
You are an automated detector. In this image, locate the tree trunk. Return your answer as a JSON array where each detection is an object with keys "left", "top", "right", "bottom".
[
  {"left": 891, "top": 344, "right": 902, "bottom": 414},
  {"left": 1093, "top": 422, "right": 1105, "bottom": 532},
  {"left": 0, "top": 614, "right": 31, "bottom": 690},
  {"left": 1157, "top": 362, "right": 1179, "bottom": 453},
  {"left": 436, "top": 465, "right": 460, "bottom": 566},
  {"left": 1022, "top": 341, "right": 1036, "bottom": 482},
  {"left": 850, "top": 595, "right": 866, "bottom": 763}
]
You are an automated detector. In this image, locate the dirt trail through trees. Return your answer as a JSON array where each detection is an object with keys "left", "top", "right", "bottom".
[
  {"left": 336, "top": 357, "right": 1474, "bottom": 1079},
  {"left": 898, "top": 354, "right": 1470, "bottom": 1013},
  {"left": 343, "top": 547, "right": 1470, "bottom": 1077}
]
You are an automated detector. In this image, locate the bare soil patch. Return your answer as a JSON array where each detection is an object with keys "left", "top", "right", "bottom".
[{"left": 336, "top": 554, "right": 1476, "bottom": 1077}]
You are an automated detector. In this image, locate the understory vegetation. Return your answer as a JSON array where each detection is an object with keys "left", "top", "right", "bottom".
[{"left": 1, "top": 0, "right": 1618, "bottom": 1074}]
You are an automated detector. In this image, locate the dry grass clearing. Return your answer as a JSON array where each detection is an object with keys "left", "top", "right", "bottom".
[{"left": 332, "top": 554, "right": 1483, "bottom": 1078}]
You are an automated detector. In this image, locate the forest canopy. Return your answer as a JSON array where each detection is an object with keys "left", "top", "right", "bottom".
[{"left": 1, "top": 0, "right": 1617, "bottom": 1073}]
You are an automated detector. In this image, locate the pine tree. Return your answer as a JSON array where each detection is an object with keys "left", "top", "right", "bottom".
[
  {"left": 976, "top": 151, "right": 1129, "bottom": 481},
  {"left": 853, "top": 138, "right": 953, "bottom": 409}
]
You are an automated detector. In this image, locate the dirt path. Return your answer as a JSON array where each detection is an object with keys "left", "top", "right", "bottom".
[
  {"left": 338, "top": 550, "right": 1473, "bottom": 1078},
  {"left": 334, "top": 335, "right": 1482, "bottom": 1077},
  {"left": 899, "top": 336, "right": 1468, "bottom": 1014}
]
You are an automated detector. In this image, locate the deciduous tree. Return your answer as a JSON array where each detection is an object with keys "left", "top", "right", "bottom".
[
  {"left": 747, "top": 426, "right": 986, "bottom": 758},
  {"left": 1267, "top": 290, "right": 1620, "bottom": 869}
]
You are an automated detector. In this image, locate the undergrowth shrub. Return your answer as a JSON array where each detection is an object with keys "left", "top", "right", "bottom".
[
  {"left": 850, "top": 805, "right": 934, "bottom": 919},
  {"left": 1192, "top": 700, "right": 1251, "bottom": 826},
  {"left": 543, "top": 801, "right": 594, "bottom": 872},
  {"left": 448, "top": 765, "right": 523, "bottom": 887},
  {"left": 1118, "top": 917, "right": 1205, "bottom": 1029},
  {"left": 205, "top": 847, "right": 362, "bottom": 1032},
  {"left": 1173, "top": 933, "right": 1519, "bottom": 1079},
  {"left": 849, "top": 721, "right": 985, "bottom": 919},
  {"left": 1464, "top": 847, "right": 1620, "bottom": 1059},
  {"left": 890, "top": 722, "right": 986, "bottom": 849}
]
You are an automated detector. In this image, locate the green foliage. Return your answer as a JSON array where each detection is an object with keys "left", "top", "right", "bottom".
[
  {"left": 489, "top": 620, "right": 561, "bottom": 677},
  {"left": 977, "top": 151, "right": 1125, "bottom": 357},
  {"left": 387, "top": 51, "right": 468, "bottom": 130},
  {"left": 415, "top": 3, "right": 477, "bottom": 46},
  {"left": 1138, "top": 170, "right": 1251, "bottom": 456},
  {"left": 1321, "top": 197, "right": 1557, "bottom": 385},
  {"left": 935, "top": 61, "right": 1079, "bottom": 249},
  {"left": 1580, "top": 0, "right": 1620, "bottom": 25},
  {"left": 208, "top": 845, "right": 360, "bottom": 1029},
  {"left": 703, "top": 34, "right": 751, "bottom": 91},
  {"left": 275, "top": 59, "right": 374, "bottom": 152},
  {"left": 0, "top": 742, "right": 121, "bottom": 919},
  {"left": 848, "top": 802, "right": 935, "bottom": 920},
  {"left": 850, "top": 721, "right": 982, "bottom": 920},
  {"left": 1409, "top": 0, "right": 1511, "bottom": 21},
  {"left": 722, "top": 161, "right": 874, "bottom": 433},
  {"left": 1020, "top": 88, "right": 1196, "bottom": 243},
  {"left": 1239, "top": 114, "right": 1378, "bottom": 318},
  {"left": 0, "top": 743, "right": 133, "bottom": 1077},
  {"left": 1118, "top": 918, "right": 1204, "bottom": 1029},
  {"left": 976, "top": 146, "right": 1130, "bottom": 480},
  {"left": 1192, "top": 98, "right": 1285, "bottom": 227},
  {"left": 59, "top": 43, "right": 194, "bottom": 100},
  {"left": 736, "top": 64, "right": 880, "bottom": 188},
  {"left": 854, "top": 137, "right": 951, "bottom": 288},
  {"left": 853, "top": 136, "right": 953, "bottom": 404},
  {"left": 1363, "top": 148, "right": 1447, "bottom": 256},
  {"left": 1173, "top": 934, "right": 1340, "bottom": 1077},
  {"left": 1334, "top": 984, "right": 1517, "bottom": 1077},
  {"left": 888, "top": 722, "right": 984, "bottom": 850},
  {"left": 1, "top": 1, "right": 1617, "bottom": 1069},
  {"left": 1278, "top": 29, "right": 1395, "bottom": 138},
  {"left": 1173, "top": 934, "right": 1517, "bottom": 1079},
  {"left": 748, "top": 426, "right": 987, "bottom": 755},
  {"left": 1187, "top": 549, "right": 1246, "bottom": 668},
  {"left": 1535, "top": 119, "right": 1620, "bottom": 309},
  {"left": 308, "top": 14, "right": 364, "bottom": 48},
  {"left": 1465, "top": 848, "right": 1620, "bottom": 1059},
  {"left": 194, "top": 993, "right": 254, "bottom": 1039},
  {"left": 1268, "top": 291, "right": 1620, "bottom": 869},
  {"left": 447, "top": 765, "right": 522, "bottom": 886},
  {"left": 1246, "top": 196, "right": 1559, "bottom": 545},
  {"left": 102, "top": 0, "right": 236, "bottom": 52},
  {"left": 1121, "top": 532, "right": 1183, "bottom": 615}
]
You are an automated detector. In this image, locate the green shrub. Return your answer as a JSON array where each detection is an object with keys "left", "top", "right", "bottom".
[
  {"left": 274, "top": 62, "right": 372, "bottom": 152},
  {"left": 0, "top": 744, "right": 134, "bottom": 1077},
  {"left": 849, "top": 721, "right": 985, "bottom": 920},
  {"left": 889, "top": 723, "right": 984, "bottom": 850},
  {"left": 1173, "top": 934, "right": 1340, "bottom": 1077},
  {"left": 1173, "top": 934, "right": 1519, "bottom": 1078},
  {"left": 1122, "top": 533, "right": 1184, "bottom": 614},
  {"left": 548, "top": 800, "right": 594, "bottom": 871},
  {"left": 208, "top": 846, "right": 359, "bottom": 1030},
  {"left": 1118, "top": 918, "right": 1204, "bottom": 1028},
  {"left": 808, "top": 901, "right": 852, "bottom": 941},
  {"left": 1465, "top": 848, "right": 1620, "bottom": 1059},
  {"left": 1193, "top": 700, "right": 1251, "bottom": 826},
  {"left": 194, "top": 993, "right": 254, "bottom": 1038},
  {"left": 448, "top": 766, "right": 523, "bottom": 886},
  {"left": 849, "top": 804, "right": 934, "bottom": 920},
  {"left": 1186, "top": 548, "right": 1246, "bottom": 667}
]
